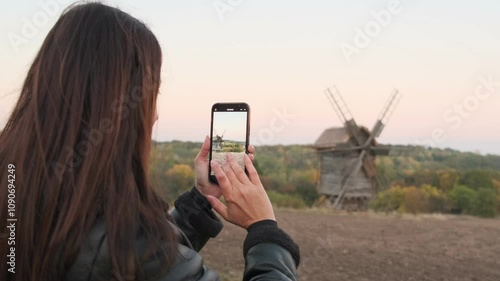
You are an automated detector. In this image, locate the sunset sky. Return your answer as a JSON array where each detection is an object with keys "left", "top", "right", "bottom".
[{"left": 1, "top": 0, "right": 499, "bottom": 154}]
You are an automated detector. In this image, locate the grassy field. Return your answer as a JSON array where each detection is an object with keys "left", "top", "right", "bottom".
[
  {"left": 200, "top": 209, "right": 500, "bottom": 281},
  {"left": 211, "top": 151, "right": 245, "bottom": 170}
]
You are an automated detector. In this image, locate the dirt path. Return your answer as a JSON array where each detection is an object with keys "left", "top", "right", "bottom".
[{"left": 200, "top": 209, "right": 500, "bottom": 281}]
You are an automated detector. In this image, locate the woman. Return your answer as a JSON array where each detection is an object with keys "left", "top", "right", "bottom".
[{"left": 0, "top": 2, "right": 299, "bottom": 281}]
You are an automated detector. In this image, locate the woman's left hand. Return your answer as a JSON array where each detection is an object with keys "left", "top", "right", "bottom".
[{"left": 194, "top": 135, "right": 255, "bottom": 198}]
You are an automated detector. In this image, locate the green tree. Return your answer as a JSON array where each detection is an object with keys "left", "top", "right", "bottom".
[
  {"left": 471, "top": 188, "right": 498, "bottom": 218},
  {"left": 290, "top": 169, "right": 319, "bottom": 206},
  {"left": 267, "top": 191, "right": 306, "bottom": 209},
  {"left": 494, "top": 179, "right": 500, "bottom": 213},
  {"left": 459, "top": 170, "right": 494, "bottom": 191},
  {"left": 448, "top": 185, "right": 476, "bottom": 214},
  {"left": 403, "top": 170, "right": 439, "bottom": 187}
]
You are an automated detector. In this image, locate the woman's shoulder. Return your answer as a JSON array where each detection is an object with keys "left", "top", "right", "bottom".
[{"left": 63, "top": 219, "right": 220, "bottom": 281}]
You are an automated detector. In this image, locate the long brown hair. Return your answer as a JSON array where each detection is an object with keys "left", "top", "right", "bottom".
[{"left": 0, "top": 3, "right": 177, "bottom": 280}]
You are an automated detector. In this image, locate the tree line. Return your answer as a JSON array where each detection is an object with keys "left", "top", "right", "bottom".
[{"left": 149, "top": 141, "right": 500, "bottom": 217}]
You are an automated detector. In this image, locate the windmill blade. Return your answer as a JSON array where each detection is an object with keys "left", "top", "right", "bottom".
[
  {"left": 319, "top": 143, "right": 405, "bottom": 155},
  {"left": 370, "top": 145, "right": 392, "bottom": 156},
  {"left": 334, "top": 90, "right": 402, "bottom": 207},
  {"left": 326, "top": 87, "right": 402, "bottom": 210},
  {"left": 371, "top": 89, "right": 402, "bottom": 138},
  {"left": 325, "top": 85, "right": 355, "bottom": 125},
  {"left": 332, "top": 150, "right": 367, "bottom": 209},
  {"left": 370, "top": 144, "right": 413, "bottom": 156}
]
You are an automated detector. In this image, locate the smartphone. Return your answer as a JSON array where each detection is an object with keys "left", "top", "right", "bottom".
[{"left": 209, "top": 102, "right": 250, "bottom": 184}]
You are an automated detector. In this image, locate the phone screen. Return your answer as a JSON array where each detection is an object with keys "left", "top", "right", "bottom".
[{"left": 209, "top": 103, "right": 249, "bottom": 181}]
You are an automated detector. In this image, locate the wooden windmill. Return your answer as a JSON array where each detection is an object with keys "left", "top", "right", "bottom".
[
  {"left": 213, "top": 129, "right": 226, "bottom": 152},
  {"left": 313, "top": 86, "right": 402, "bottom": 210}
]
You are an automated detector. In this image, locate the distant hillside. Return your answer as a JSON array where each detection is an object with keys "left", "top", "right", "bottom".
[
  {"left": 150, "top": 141, "right": 500, "bottom": 215},
  {"left": 385, "top": 145, "right": 500, "bottom": 171},
  {"left": 151, "top": 141, "right": 500, "bottom": 175}
]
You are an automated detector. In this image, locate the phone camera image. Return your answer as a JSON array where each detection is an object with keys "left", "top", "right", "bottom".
[{"left": 210, "top": 106, "right": 248, "bottom": 176}]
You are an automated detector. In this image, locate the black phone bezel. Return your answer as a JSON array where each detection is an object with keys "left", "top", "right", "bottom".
[{"left": 209, "top": 102, "right": 250, "bottom": 184}]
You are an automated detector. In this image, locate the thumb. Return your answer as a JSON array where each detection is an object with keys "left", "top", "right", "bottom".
[
  {"left": 206, "top": 195, "right": 229, "bottom": 220},
  {"left": 195, "top": 135, "right": 210, "bottom": 162}
]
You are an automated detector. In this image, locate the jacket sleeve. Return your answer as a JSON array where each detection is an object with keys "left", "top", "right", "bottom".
[
  {"left": 169, "top": 187, "right": 223, "bottom": 252},
  {"left": 242, "top": 220, "right": 300, "bottom": 281}
]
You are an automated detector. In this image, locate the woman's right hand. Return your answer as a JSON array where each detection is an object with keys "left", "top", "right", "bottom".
[{"left": 206, "top": 153, "right": 275, "bottom": 230}]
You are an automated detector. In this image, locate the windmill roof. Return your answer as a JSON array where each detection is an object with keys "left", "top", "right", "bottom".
[{"left": 313, "top": 127, "right": 350, "bottom": 149}]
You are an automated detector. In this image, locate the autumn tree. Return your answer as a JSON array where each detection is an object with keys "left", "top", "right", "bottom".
[{"left": 165, "top": 164, "right": 195, "bottom": 199}]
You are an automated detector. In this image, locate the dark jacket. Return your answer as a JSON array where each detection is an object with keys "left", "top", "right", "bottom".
[{"left": 64, "top": 188, "right": 300, "bottom": 281}]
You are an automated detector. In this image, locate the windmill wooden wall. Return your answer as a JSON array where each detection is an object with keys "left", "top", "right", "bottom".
[{"left": 318, "top": 150, "right": 373, "bottom": 198}]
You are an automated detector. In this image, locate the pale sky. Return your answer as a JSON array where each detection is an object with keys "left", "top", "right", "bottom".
[
  {"left": 1, "top": 0, "right": 499, "bottom": 154},
  {"left": 213, "top": 111, "right": 248, "bottom": 142}
]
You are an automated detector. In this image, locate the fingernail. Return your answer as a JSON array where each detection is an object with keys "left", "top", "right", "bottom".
[
  {"left": 210, "top": 160, "right": 217, "bottom": 166},
  {"left": 226, "top": 153, "right": 233, "bottom": 160}
]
